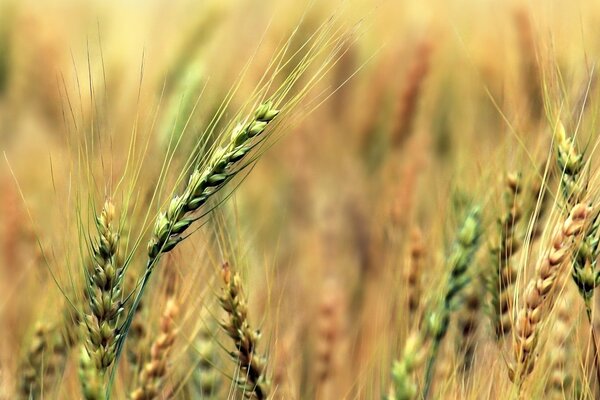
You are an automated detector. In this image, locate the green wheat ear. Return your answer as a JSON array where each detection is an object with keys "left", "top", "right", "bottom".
[
  {"left": 389, "top": 208, "right": 482, "bottom": 400},
  {"left": 555, "top": 121, "right": 586, "bottom": 204},
  {"left": 572, "top": 211, "right": 600, "bottom": 307},
  {"left": 147, "top": 100, "right": 279, "bottom": 263},
  {"left": 82, "top": 200, "right": 124, "bottom": 374}
]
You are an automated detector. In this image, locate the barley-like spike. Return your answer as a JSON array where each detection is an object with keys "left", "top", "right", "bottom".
[
  {"left": 544, "top": 297, "right": 573, "bottom": 399},
  {"left": 130, "top": 299, "right": 179, "bottom": 400},
  {"left": 19, "top": 322, "right": 68, "bottom": 400},
  {"left": 389, "top": 208, "right": 481, "bottom": 400},
  {"left": 147, "top": 101, "right": 279, "bottom": 265},
  {"left": 219, "top": 262, "right": 270, "bottom": 399},
  {"left": 422, "top": 208, "right": 482, "bottom": 398},
  {"left": 113, "top": 102, "right": 278, "bottom": 390},
  {"left": 554, "top": 122, "right": 600, "bottom": 388},
  {"left": 555, "top": 122, "right": 586, "bottom": 204},
  {"left": 83, "top": 200, "right": 123, "bottom": 375},
  {"left": 190, "top": 325, "right": 221, "bottom": 399},
  {"left": 572, "top": 211, "right": 600, "bottom": 304},
  {"left": 406, "top": 228, "right": 425, "bottom": 325},
  {"left": 79, "top": 346, "right": 105, "bottom": 400},
  {"left": 488, "top": 173, "right": 522, "bottom": 339},
  {"left": 509, "top": 203, "right": 590, "bottom": 386}
]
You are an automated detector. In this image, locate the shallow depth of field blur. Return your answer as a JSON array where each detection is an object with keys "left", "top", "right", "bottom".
[{"left": 3, "top": 0, "right": 600, "bottom": 399}]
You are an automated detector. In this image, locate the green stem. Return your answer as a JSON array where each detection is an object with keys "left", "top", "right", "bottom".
[
  {"left": 106, "top": 258, "right": 157, "bottom": 399},
  {"left": 422, "top": 339, "right": 440, "bottom": 399}
]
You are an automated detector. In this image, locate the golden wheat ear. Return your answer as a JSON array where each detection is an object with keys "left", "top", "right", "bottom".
[
  {"left": 129, "top": 298, "right": 179, "bottom": 400},
  {"left": 487, "top": 172, "right": 522, "bottom": 340},
  {"left": 218, "top": 261, "right": 270, "bottom": 400},
  {"left": 19, "top": 322, "right": 66, "bottom": 399},
  {"left": 510, "top": 204, "right": 589, "bottom": 388}
]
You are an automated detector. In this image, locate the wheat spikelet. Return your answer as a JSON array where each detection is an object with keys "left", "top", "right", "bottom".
[
  {"left": 422, "top": 207, "right": 482, "bottom": 397},
  {"left": 513, "top": 8, "right": 542, "bottom": 119},
  {"left": 554, "top": 121, "right": 600, "bottom": 387},
  {"left": 457, "top": 280, "right": 482, "bottom": 373},
  {"left": 314, "top": 278, "right": 344, "bottom": 398},
  {"left": 555, "top": 122, "right": 585, "bottom": 205},
  {"left": 391, "top": 40, "right": 432, "bottom": 148},
  {"left": 19, "top": 322, "right": 67, "bottom": 399},
  {"left": 406, "top": 227, "right": 425, "bottom": 325},
  {"left": 83, "top": 200, "right": 123, "bottom": 374},
  {"left": 219, "top": 262, "right": 269, "bottom": 399},
  {"left": 79, "top": 345, "right": 105, "bottom": 400},
  {"left": 545, "top": 296, "right": 574, "bottom": 399},
  {"left": 488, "top": 173, "right": 522, "bottom": 339},
  {"left": 571, "top": 214, "right": 600, "bottom": 308},
  {"left": 189, "top": 325, "right": 221, "bottom": 399},
  {"left": 389, "top": 208, "right": 482, "bottom": 400},
  {"left": 388, "top": 333, "right": 429, "bottom": 400},
  {"left": 130, "top": 298, "right": 179, "bottom": 400},
  {"left": 509, "top": 203, "right": 589, "bottom": 385},
  {"left": 147, "top": 101, "right": 279, "bottom": 265}
]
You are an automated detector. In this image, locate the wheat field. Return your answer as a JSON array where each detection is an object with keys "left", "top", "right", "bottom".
[{"left": 2, "top": 0, "right": 600, "bottom": 399}]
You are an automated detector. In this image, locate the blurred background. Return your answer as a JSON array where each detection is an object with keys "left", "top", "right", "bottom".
[{"left": 2, "top": 0, "right": 600, "bottom": 399}]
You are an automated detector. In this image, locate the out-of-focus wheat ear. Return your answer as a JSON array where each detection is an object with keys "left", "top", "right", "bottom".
[
  {"left": 83, "top": 200, "right": 124, "bottom": 376},
  {"left": 406, "top": 227, "right": 425, "bottom": 326},
  {"left": 422, "top": 208, "right": 482, "bottom": 399},
  {"left": 457, "top": 279, "right": 483, "bottom": 373},
  {"left": 525, "top": 174, "right": 550, "bottom": 242},
  {"left": 513, "top": 8, "right": 542, "bottom": 120},
  {"left": 189, "top": 325, "right": 221, "bottom": 399},
  {"left": 314, "top": 279, "right": 344, "bottom": 398},
  {"left": 19, "top": 322, "right": 67, "bottom": 399},
  {"left": 390, "top": 39, "right": 433, "bottom": 148},
  {"left": 387, "top": 333, "right": 429, "bottom": 400},
  {"left": 130, "top": 298, "right": 180, "bottom": 400},
  {"left": 488, "top": 173, "right": 522, "bottom": 339},
  {"left": 389, "top": 208, "right": 482, "bottom": 400},
  {"left": 545, "top": 296, "right": 574, "bottom": 399},
  {"left": 509, "top": 203, "right": 589, "bottom": 388},
  {"left": 273, "top": 323, "right": 301, "bottom": 399},
  {"left": 79, "top": 346, "right": 105, "bottom": 400},
  {"left": 219, "top": 262, "right": 270, "bottom": 400}
]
